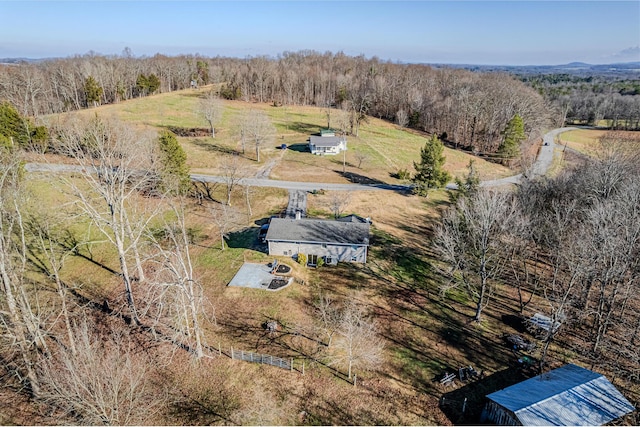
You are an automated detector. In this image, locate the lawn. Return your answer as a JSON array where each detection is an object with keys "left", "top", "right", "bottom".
[{"left": 58, "top": 86, "right": 517, "bottom": 185}]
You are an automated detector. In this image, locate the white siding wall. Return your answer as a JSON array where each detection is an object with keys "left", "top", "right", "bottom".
[
  {"left": 310, "top": 145, "right": 340, "bottom": 155},
  {"left": 268, "top": 241, "right": 367, "bottom": 263}
]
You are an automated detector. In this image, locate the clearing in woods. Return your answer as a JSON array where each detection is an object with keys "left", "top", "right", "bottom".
[{"left": 22, "top": 87, "right": 629, "bottom": 425}]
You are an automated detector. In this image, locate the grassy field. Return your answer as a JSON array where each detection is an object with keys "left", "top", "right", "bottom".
[
  {"left": 557, "top": 128, "right": 640, "bottom": 157},
  {"left": 62, "top": 86, "right": 514, "bottom": 185},
  {"left": 18, "top": 88, "right": 612, "bottom": 425}
]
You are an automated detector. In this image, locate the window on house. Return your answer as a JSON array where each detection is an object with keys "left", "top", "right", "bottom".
[{"left": 322, "top": 243, "right": 327, "bottom": 248}]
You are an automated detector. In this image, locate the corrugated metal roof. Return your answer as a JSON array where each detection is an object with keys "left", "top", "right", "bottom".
[{"left": 487, "top": 364, "right": 635, "bottom": 426}]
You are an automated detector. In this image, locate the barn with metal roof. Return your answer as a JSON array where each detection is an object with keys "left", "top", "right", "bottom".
[{"left": 480, "top": 364, "right": 635, "bottom": 426}]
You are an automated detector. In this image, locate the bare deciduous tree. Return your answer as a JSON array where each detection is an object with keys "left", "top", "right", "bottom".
[
  {"left": 434, "top": 188, "right": 518, "bottom": 322},
  {"left": 37, "top": 319, "right": 163, "bottom": 425},
  {"left": 396, "top": 108, "right": 409, "bottom": 128},
  {"left": 147, "top": 198, "right": 213, "bottom": 359},
  {"left": 333, "top": 108, "right": 351, "bottom": 138},
  {"left": 0, "top": 151, "right": 43, "bottom": 395},
  {"left": 25, "top": 209, "right": 79, "bottom": 356},
  {"left": 314, "top": 293, "right": 341, "bottom": 348},
  {"left": 353, "top": 149, "right": 369, "bottom": 169},
  {"left": 209, "top": 203, "right": 239, "bottom": 251},
  {"left": 56, "top": 115, "right": 159, "bottom": 325},
  {"left": 241, "top": 109, "right": 275, "bottom": 163},
  {"left": 220, "top": 154, "right": 246, "bottom": 206},
  {"left": 241, "top": 178, "right": 257, "bottom": 221},
  {"left": 328, "top": 299, "right": 384, "bottom": 379},
  {"left": 327, "top": 191, "right": 352, "bottom": 219},
  {"left": 198, "top": 91, "right": 224, "bottom": 138}
]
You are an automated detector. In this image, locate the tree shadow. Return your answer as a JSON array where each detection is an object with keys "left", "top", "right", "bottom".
[
  {"left": 162, "top": 126, "right": 210, "bottom": 137},
  {"left": 439, "top": 367, "right": 529, "bottom": 425},
  {"left": 190, "top": 138, "right": 239, "bottom": 156},
  {"left": 226, "top": 227, "right": 263, "bottom": 251},
  {"left": 334, "top": 170, "right": 411, "bottom": 194},
  {"left": 191, "top": 180, "right": 222, "bottom": 204},
  {"left": 501, "top": 314, "right": 528, "bottom": 333}
]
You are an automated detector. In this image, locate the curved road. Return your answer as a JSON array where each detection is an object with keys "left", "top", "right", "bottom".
[
  {"left": 473, "top": 126, "right": 577, "bottom": 189},
  {"left": 26, "top": 128, "right": 577, "bottom": 192}
]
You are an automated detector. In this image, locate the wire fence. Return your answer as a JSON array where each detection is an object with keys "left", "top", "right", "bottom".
[{"left": 230, "top": 347, "right": 293, "bottom": 371}]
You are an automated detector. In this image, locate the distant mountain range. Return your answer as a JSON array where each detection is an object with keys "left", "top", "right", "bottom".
[
  {"left": 428, "top": 61, "right": 640, "bottom": 77},
  {"left": 0, "top": 57, "right": 52, "bottom": 65}
]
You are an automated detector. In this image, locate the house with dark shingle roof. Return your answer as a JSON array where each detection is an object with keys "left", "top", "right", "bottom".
[
  {"left": 480, "top": 363, "right": 635, "bottom": 426},
  {"left": 265, "top": 217, "right": 369, "bottom": 265}
]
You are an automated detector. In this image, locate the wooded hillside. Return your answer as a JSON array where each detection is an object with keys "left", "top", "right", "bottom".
[{"left": 0, "top": 51, "right": 550, "bottom": 155}]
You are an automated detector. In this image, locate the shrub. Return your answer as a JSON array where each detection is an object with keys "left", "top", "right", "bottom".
[
  {"left": 220, "top": 84, "right": 241, "bottom": 100},
  {"left": 297, "top": 253, "right": 307, "bottom": 266},
  {"left": 394, "top": 168, "right": 411, "bottom": 180}
]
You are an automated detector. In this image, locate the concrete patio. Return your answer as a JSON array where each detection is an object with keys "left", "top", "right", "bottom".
[{"left": 227, "top": 262, "right": 293, "bottom": 291}]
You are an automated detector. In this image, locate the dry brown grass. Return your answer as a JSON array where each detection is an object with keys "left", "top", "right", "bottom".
[
  {"left": 557, "top": 128, "right": 640, "bottom": 156},
  {"left": 22, "top": 91, "right": 587, "bottom": 425}
]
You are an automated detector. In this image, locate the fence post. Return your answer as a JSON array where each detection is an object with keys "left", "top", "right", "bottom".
[
  {"left": 271, "top": 355, "right": 273, "bottom": 366},
  {"left": 218, "top": 342, "right": 221, "bottom": 356},
  {"left": 231, "top": 346, "right": 234, "bottom": 359},
  {"left": 290, "top": 358, "right": 294, "bottom": 372},
  {"left": 353, "top": 374, "right": 357, "bottom": 387}
]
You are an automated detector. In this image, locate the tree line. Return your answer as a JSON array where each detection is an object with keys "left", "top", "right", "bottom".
[
  {"left": 0, "top": 50, "right": 551, "bottom": 157},
  {"left": 0, "top": 112, "right": 217, "bottom": 423},
  {"left": 521, "top": 73, "right": 640, "bottom": 129},
  {"left": 434, "top": 132, "right": 640, "bottom": 392}
]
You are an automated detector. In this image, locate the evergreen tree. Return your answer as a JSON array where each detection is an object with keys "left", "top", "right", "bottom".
[
  {"left": 157, "top": 130, "right": 190, "bottom": 195},
  {"left": 412, "top": 134, "right": 451, "bottom": 196},
  {"left": 136, "top": 74, "right": 149, "bottom": 96},
  {"left": 449, "top": 159, "right": 480, "bottom": 203},
  {"left": 196, "top": 60, "right": 209, "bottom": 85},
  {"left": 0, "top": 101, "right": 26, "bottom": 147},
  {"left": 84, "top": 76, "right": 103, "bottom": 107},
  {"left": 0, "top": 101, "right": 34, "bottom": 149},
  {"left": 147, "top": 73, "right": 161, "bottom": 94},
  {"left": 498, "top": 114, "right": 525, "bottom": 163}
]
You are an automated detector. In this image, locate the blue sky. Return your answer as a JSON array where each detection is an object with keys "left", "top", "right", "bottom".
[{"left": 1, "top": 1, "right": 638, "bottom": 65}]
